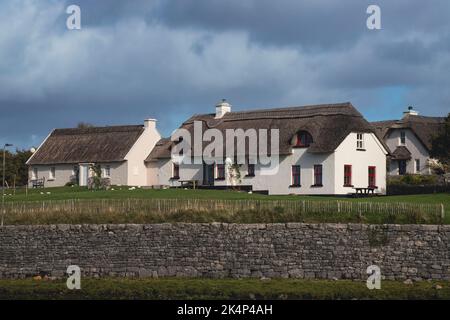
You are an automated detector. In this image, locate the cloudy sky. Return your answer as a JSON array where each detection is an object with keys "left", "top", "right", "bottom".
[{"left": 1, "top": 0, "right": 449, "bottom": 150}]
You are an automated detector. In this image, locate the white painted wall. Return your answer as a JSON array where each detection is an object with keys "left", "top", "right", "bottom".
[
  {"left": 28, "top": 162, "right": 129, "bottom": 187},
  {"left": 125, "top": 120, "right": 161, "bottom": 186},
  {"left": 334, "top": 133, "right": 388, "bottom": 195},
  {"left": 147, "top": 132, "right": 388, "bottom": 195},
  {"left": 384, "top": 129, "right": 431, "bottom": 175}
]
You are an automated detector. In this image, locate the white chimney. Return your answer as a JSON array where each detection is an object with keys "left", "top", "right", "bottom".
[
  {"left": 215, "top": 99, "right": 231, "bottom": 119},
  {"left": 403, "top": 106, "right": 419, "bottom": 117},
  {"left": 144, "top": 118, "right": 157, "bottom": 130}
]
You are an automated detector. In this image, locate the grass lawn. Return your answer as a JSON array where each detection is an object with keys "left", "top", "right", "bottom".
[
  {"left": 4, "top": 186, "right": 450, "bottom": 207},
  {"left": 1, "top": 187, "right": 448, "bottom": 225},
  {"left": 0, "top": 278, "right": 449, "bottom": 300}
]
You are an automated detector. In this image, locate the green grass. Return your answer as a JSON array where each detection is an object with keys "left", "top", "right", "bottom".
[
  {"left": 0, "top": 278, "right": 449, "bottom": 300},
  {"left": 4, "top": 186, "right": 449, "bottom": 206},
  {"left": 2, "top": 187, "right": 449, "bottom": 225}
]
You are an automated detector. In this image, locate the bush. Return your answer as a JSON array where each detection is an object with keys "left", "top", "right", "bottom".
[{"left": 388, "top": 174, "right": 438, "bottom": 186}]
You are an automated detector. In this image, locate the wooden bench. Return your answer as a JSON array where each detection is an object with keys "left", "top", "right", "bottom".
[{"left": 31, "top": 178, "right": 45, "bottom": 188}]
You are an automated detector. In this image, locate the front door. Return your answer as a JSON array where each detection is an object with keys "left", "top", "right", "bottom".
[
  {"left": 398, "top": 160, "right": 407, "bottom": 175},
  {"left": 202, "top": 163, "right": 214, "bottom": 186},
  {"left": 79, "top": 164, "right": 90, "bottom": 186}
]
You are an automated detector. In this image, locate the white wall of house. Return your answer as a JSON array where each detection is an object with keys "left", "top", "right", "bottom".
[
  {"left": 28, "top": 162, "right": 129, "bottom": 187},
  {"left": 28, "top": 164, "right": 75, "bottom": 188},
  {"left": 334, "top": 132, "right": 388, "bottom": 194},
  {"left": 125, "top": 120, "right": 161, "bottom": 186},
  {"left": 212, "top": 151, "right": 335, "bottom": 195},
  {"left": 384, "top": 129, "right": 431, "bottom": 175},
  {"left": 147, "top": 132, "right": 387, "bottom": 195}
]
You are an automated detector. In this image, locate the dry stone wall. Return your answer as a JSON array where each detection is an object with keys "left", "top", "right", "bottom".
[{"left": 0, "top": 223, "right": 449, "bottom": 280}]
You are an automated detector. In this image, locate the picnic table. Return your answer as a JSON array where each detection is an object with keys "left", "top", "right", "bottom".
[
  {"left": 178, "top": 179, "right": 199, "bottom": 189},
  {"left": 353, "top": 186, "right": 377, "bottom": 196}
]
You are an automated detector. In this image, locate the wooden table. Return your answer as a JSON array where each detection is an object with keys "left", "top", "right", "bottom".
[
  {"left": 353, "top": 187, "right": 377, "bottom": 196},
  {"left": 178, "top": 180, "right": 198, "bottom": 189}
]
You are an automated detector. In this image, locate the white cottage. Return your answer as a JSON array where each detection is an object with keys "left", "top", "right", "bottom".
[
  {"left": 372, "top": 107, "right": 446, "bottom": 175},
  {"left": 146, "top": 102, "right": 389, "bottom": 195},
  {"left": 27, "top": 119, "right": 161, "bottom": 187}
]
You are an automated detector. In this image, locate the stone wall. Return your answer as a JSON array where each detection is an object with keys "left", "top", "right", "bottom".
[{"left": 0, "top": 223, "right": 449, "bottom": 280}]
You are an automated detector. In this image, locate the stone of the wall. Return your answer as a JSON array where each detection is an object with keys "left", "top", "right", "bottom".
[{"left": 0, "top": 223, "right": 449, "bottom": 280}]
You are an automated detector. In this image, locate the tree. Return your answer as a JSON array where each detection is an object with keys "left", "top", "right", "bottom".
[
  {"left": 0, "top": 149, "right": 33, "bottom": 187},
  {"left": 430, "top": 113, "right": 450, "bottom": 173}
]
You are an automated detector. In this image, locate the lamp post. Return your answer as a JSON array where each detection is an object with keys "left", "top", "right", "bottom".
[{"left": 1, "top": 143, "right": 13, "bottom": 227}]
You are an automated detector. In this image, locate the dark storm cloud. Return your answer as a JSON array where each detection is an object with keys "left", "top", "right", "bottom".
[{"left": 0, "top": 0, "right": 449, "bottom": 149}]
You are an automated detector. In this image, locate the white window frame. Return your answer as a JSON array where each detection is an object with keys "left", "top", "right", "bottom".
[
  {"left": 103, "top": 165, "right": 111, "bottom": 178},
  {"left": 415, "top": 159, "right": 420, "bottom": 173},
  {"left": 32, "top": 167, "right": 38, "bottom": 180},
  {"left": 356, "top": 133, "right": 365, "bottom": 150},
  {"left": 49, "top": 167, "right": 56, "bottom": 180},
  {"left": 400, "top": 131, "right": 406, "bottom": 145}
]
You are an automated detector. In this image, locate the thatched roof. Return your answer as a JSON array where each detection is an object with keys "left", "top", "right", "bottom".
[
  {"left": 146, "top": 102, "right": 385, "bottom": 162},
  {"left": 27, "top": 125, "right": 144, "bottom": 165},
  {"left": 371, "top": 114, "right": 445, "bottom": 152}
]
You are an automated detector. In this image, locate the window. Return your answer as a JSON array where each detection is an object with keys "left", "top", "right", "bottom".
[
  {"left": 368, "top": 166, "right": 376, "bottom": 187},
  {"left": 247, "top": 164, "right": 255, "bottom": 177},
  {"left": 356, "top": 133, "right": 365, "bottom": 150},
  {"left": 415, "top": 159, "right": 420, "bottom": 173},
  {"left": 49, "top": 167, "right": 56, "bottom": 180},
  {"left": 400, "top": 131, "right": 406, "bottom": 145},
  {"left": 172, "top": 163, "right": 180, "bottom": 179},
  {"left": 294, "top": 131, "right": 313, "bottom": 148},
  {"left": 313, "top": 165, "right": 323, "bottom": 186},
  {"left": 103, "top": 165, "right": 111, "bottom": 178},
  {"left": 291, "top": 165, "right": 301, "bottom": 187},
  {"left": 344, "top": 165, "right": 352, "bottom": 187},
  {"left": 216, "top": 164, "right": 225, "bottom": 180},
  {"left": 32, "top": 167, "right": 38, "bottom": 180}
]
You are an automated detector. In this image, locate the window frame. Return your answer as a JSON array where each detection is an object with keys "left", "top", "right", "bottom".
[
  {"left": 171, "top": 163, "right": 180, "bottom": 180},
  {"left": 103, "top": 165, "right": 111, "bottom": 178},
  {"left": 49, "top": 167, "right": 56, "bottom": 180},
  {"left": 400, "top": 131, "right": 406, "bottom": 145},
  {"left": 415, "top": 159, "right": 420, "bottom": 173},
  {"left": 368, "top": 166, "right": 376, "bottom": 188},
  {"left": 312, "top": 164, "right": 323, "bottom": 187},
  {"left": 246, "top": 163, "right": 255, "bottom": 177},
  {"left": 293, "top": 131, "right": 313, "bottom": 148},
  {"left": 215, "top": 163, "right": 225, "bottom": 180},
  {"left": 32, "top": 167, "right": 38, "bottom": 180},
  {"left": 344, "top": 165, "right": 353, "bottom": 187},
  {"left": 290, "top": 165, "right": 301, "bottom": 187},
  {"left": 356, "top": 133, "right": 365, "bottom": 150}
]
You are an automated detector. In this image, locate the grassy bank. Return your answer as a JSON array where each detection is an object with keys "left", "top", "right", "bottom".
[{"left": 0, "top": 278, "right": 449, "bottom": 300}]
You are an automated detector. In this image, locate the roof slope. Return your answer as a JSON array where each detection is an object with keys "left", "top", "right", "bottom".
[
  {"left": 146, "top": 102, "right": 384, "bottom": 161},
  {"left": 372, "top": 114, "right": 445, "bottom": 151},
  {"left": 391, "top": 146, "right": 412, "bottom": 160},
  {"left": 28, "top": 125, "right": 144, "bottom": 165}
]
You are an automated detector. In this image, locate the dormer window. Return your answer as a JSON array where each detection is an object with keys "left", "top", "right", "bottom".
[{"left": 294, "top": 131, "right": 313, "bottom": 148}]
